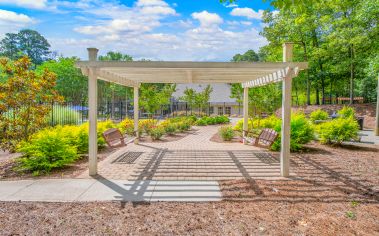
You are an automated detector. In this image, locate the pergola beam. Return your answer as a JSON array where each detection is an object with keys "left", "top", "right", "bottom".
[{"left": 76, "top": 61, "right": 308, "bottom": 69}]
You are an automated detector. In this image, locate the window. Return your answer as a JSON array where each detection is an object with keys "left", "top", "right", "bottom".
[
  {"left": 209, "top": 106, "right": 214, "bottom": 115},
  {"left": 218, "top": 107, "right": 223, "bottom": 115},
  {"left": 225, "top": 107, "right": 231, "bottom": 116}
]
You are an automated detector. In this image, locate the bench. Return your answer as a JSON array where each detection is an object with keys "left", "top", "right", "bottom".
[
  {"left": 243, "top": 128, "right": 279, "bottom": 149},
  {"left": 102, "top": 128, "right": 136, "bottom": 148}
]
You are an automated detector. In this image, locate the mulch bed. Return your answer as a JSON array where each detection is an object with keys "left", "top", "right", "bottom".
[
  {"left": 1, "top": 142, "right": 379, "bottom": 235},
  {"left": 139, "top": 129, "right": 198, "bottom": 143},
  {"left": 0, "top": 147, "right": 115, "bottom": 180},
  {"left": 209, "top": 131, "right": 241, "bottom": 143}
]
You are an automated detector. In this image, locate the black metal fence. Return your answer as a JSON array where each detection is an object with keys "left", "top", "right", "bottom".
[{"left": 1, "top": 101, "right": 243, "bottom": 127}]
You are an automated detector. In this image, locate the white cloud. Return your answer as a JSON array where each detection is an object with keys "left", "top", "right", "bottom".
[
  {"left": 140, "top": 5, "right": 176, "bottom": 15},
  {"left": 230, "top": 7, "right": 264, "bottom": 20},
  {"left": 0, "top": 9, "right": 34, "bottom": 37},
  {"left": 0, "top": 0, "right": 47, "bottom": 9},
  {"left": 50, "top": 2, "right": 267, "bottom": 61},
  {"left": 136, "top": 0, "right": 169, "bottom": 7},
  {"left": 191, "top": 11, "right": 223, "bottom": 27},
  {"left": 224, "top": 3, "right": 238, "bottom": 8}
]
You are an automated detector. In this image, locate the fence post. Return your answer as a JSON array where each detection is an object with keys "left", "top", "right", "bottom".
[{"left": 51, "top": 102, "right": 54, "bottom": 126}]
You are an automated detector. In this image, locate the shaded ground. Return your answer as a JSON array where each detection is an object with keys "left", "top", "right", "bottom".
[{"left": 1, "top": 142, "right": 378, "bottom": 235}]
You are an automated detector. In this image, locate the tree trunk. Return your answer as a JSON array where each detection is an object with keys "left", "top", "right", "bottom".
[
  {"left": 316, "top": 86, "right": 320, "bottom": 105},
  {"left": 349, "top": 44, "right": 355, "bottom": 104},
  {"left": 301, "top": 41, "right": 311, "bottom": 105}
]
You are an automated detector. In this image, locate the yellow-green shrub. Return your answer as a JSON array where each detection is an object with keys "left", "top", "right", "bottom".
[
  {"left": 149, "top": 126, "right": 165, "bottom": 140},
  {"left": 270, "top": 113, "right": 314, "bottom": 151},
  {"left": 310, "top": 109, "right": 329, "bottom": 122},
  {"left": 338, "top": 106, "right": 355, "bottom": 119},
  {"left": 317, "top": 118, "right": 359, "bottom": 144},
  {"left": 233, "top": 119, "right": 253, "bottom": 132},
  {"left": 17, "top": 127, "right": 78, "bottom": 175}
]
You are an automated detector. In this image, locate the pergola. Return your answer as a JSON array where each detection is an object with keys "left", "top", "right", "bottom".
[{"left": 76, "top": 43, "right": 308, "bottom": 177}]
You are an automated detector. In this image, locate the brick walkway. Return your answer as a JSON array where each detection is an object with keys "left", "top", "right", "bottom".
[{"left": 78, "top": 125, "right": 289, "bottom": 180}]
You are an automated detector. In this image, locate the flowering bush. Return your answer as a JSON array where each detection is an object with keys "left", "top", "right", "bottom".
[
  {"left": 138, "top": 119, "right": 158, "bottom": 134},
  {"left": 219, "top": 126, "right": 234, "bottom": 141},
  {"left": 149, "top": 126, "right": 165, "bottom": 140}
]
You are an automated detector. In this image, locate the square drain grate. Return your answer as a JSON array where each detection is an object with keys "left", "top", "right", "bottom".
[{"left": 112, "top": 152, "right": 144, "bottom": 164}]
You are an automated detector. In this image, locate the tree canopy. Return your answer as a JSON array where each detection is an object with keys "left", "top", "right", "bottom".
[{"left": 0, "top": 29, "right": 51, "bottom": 65}]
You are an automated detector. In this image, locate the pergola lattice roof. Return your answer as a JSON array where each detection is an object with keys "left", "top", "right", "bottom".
[{"left": 76, "top": 61, "right": 308, "bottom": 87}]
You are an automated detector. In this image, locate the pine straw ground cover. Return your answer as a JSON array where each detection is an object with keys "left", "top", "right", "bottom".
[{"left": 1, "top": 142, "right": 379, "bottom": 235}]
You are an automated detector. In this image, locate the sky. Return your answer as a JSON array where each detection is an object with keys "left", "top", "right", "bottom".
[{"left": 0, "top": 0, "right": 275, "bottom": 61}]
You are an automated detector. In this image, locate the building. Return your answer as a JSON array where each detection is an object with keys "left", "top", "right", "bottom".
[{"left": 172, "top": 83, "right": 242, "bottom": 116}]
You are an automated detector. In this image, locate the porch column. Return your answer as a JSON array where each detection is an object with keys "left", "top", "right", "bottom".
[
  {"left": 134, "top": 86, "right": 139, "bottom": 143},
  {"left": 281, "top": 43, "right": 293, "bottom": 177},
  {"left": 375, "top": 74, "right": 379, "bottom": 136},
  {"left": 243, "top": 87, "right": 249, "bottom": 144},
  {"left": 87, "top": 48, "right": 98, "bottom": 176}
]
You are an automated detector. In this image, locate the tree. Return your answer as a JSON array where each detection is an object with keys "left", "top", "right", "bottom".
[
  {"left": 0, "top": 56, "right": 62, "bottom": 151},
  {"left": 231, "top": 50, "right": 260, "bottom": 62},
  {"left": 36, "top": 57, "right": 88, "bottom": 103},
  {"left": 0, "top": 29, "right": 51, "bottom": 65},
  {"left": 140, "top": 84, "right": 176, "bottom": 115},
  {"left": 98, "top": 51, "right": 133, "bottom": 61},
  {"left": 98, "top": 51, "right": 134, "bottom": 116},
  {"left": 230, "top": 49, "right": 282, "bottom": 116},
  {"left": 258, "top": 0, "right": 378, "bottom": 105},
  {"left": 180, "top": 85, "right": 213, "bottom": 114}
]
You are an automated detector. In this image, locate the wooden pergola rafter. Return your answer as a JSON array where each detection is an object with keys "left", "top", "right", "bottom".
[{"left": 76, "top": 43, "right": 308, "bottom": 177}]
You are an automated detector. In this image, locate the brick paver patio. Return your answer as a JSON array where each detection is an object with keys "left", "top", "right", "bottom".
[{"left": 78, "top": 125, "right": 290, "bottom": 180}]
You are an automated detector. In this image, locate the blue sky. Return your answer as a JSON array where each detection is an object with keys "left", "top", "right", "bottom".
[{"left": 0, "top": 0, "right": 275, "bottom": 61}]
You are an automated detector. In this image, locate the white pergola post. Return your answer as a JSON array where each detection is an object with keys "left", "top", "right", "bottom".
[
  {"left": 280, "top": 43, "right": 294, "bottom": 177},
  {"left": 87, "top": 48, "right": 98, "bottom": 176},
  {"left": 134, "top": 86, "right": 139, "bottom": 143},
  {"left": 243, "top": 87, "right": 249, "bottom": 144},
  {"left": 375, "top": 75, "right": 379, "bottom": 136}
]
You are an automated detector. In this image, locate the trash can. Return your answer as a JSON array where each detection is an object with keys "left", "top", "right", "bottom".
[{"left": 356, "top": 116, "right": 364, "bottom": 130}]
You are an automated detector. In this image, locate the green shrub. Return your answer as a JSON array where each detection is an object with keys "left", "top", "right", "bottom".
[
  {"left": 17, "top": 127, "right": 78, "bottom": 175},
  {"left": 255, "top": 115, "right": 280, "bottom": 129},
  {"left": 338, "top": 106, "right": 355, "bottom": 119},
  {"left": 47, "top": 106, "right": 81, "bottom": 126},
  {"left": 271, "top": 113, "right": 314, "bottom": 151},
  {"left": 215, "top": 115, "right": 230, "bottom": 124},
  {"left": 233, "top": 119, "right": 253, "bottom": 132},
  {"left": 317, "top": 118, "right": 359, "bottom": 144},
  {"left": 196, "top": 118, "right": 208, "bottom": 126},
  {"left": 177, "top": 121, "right": 191, "bottom": 131},
  {"left": 164, "top": 123, "right": 177, "bottom": 135},
  {"left": 150, "top": 126, "right": 165, "bottom": 140},
  {"left": 219, "top": 126, "right": 234, "bottom": 141},
  {"left": 310, "top": 109, "right": 329, "bottom": 122},
  {"left": 205, "top": 117, "right": 216, "bottom": 125}
]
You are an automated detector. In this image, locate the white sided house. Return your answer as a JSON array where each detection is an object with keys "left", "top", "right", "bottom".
[{"left": 172, "top": 83, "right": 242, "bottom": 116}]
